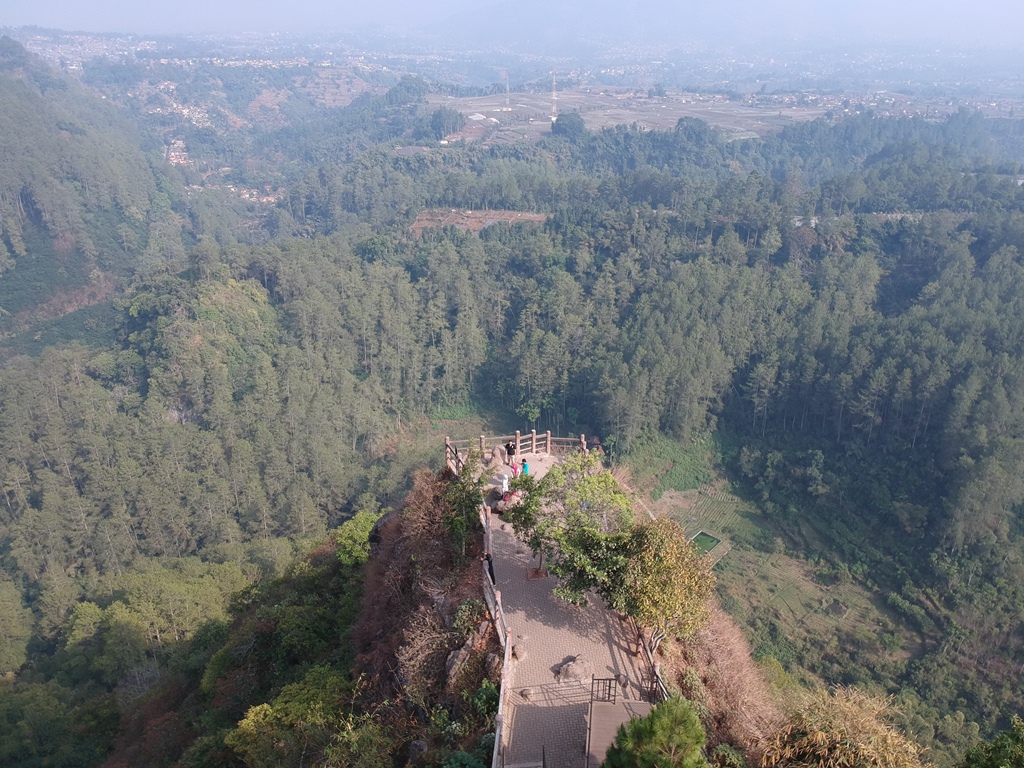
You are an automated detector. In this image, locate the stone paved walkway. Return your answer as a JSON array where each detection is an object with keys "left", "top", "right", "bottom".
[{"left": 485, "top": 457, "right": 649, "bottom": 768}]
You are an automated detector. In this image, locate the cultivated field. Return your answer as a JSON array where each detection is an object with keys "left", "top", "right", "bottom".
[
  {"left": 656, "top": 485, "right": 741, "bottom": 563},
  {"left": 427, "top": 87, "right": 831, "bottom": 144},
  {"left": 296, "top": 69, "right": 382, "bottom": 108},
  {"left": 652, "top": 482, "right": 919, "bottom": 669}
]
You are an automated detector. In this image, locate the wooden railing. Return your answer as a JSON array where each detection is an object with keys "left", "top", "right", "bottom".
[
  {"left": 446, "top": 430, "right": 591, "bottom": 475},
  {"left": 478, "top": 500, "right": 511, "bottom": 768},
  {"left": 479, "top": 505, "right": 509, "bottom": 648},
  {"left": 445, "top": 438, "right": 468, "bottom": 475},
  {"left": 491, "top": 640, "right": 512, "bottom": 768}
]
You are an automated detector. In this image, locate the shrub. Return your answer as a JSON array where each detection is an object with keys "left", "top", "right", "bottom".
[
  {"left": 444, "top": 750, "right": 487, "bottom": 768},
  {"left": 763, "top": 686, "right": 928, "bottom": 768},
  {"left": 710, "top": 744, "right": 746, "bottom": 768},
  {"left": 454, "top": 598, "right": 487, "bottom": 639}
]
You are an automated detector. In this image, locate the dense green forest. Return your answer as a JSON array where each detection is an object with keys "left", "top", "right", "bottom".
[{"left": 1, "top": 36, "right": 1023, "bottom": 766}]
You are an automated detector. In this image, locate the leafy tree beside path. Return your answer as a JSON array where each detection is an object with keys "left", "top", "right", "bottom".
[{"left": 505, "top": 453, "right": 715, "bottom": 647}]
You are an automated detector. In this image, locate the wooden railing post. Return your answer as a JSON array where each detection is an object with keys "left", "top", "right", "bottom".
[
  {"left": 515, "top": 430, "right": 521, "bottom": 460},
  {"left": 483, "top": 503, "right": 492, "bottom": 553},
  {"left": 445, "top": 436, "right": 452, "bottom": 471},
  {"left": 545, "top": 430, "right": 551, "bottom": 455},
  {"left": 580, "top": 433, "right": 587, "bottom": 453},
  {"left": 530, "top": 429, "right": 537, "bottom": 454},
  {"left": 480, "top": 434, "right": 486, "bottom": 455}
]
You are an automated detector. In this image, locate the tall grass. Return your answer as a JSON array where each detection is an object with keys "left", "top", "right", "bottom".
[{"left": 622, "top": 433, "right": 715, "bottom": 499}]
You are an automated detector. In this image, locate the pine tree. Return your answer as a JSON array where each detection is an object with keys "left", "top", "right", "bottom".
[{"left": 602, "top": 697, "right": 708, "bottom": 768}]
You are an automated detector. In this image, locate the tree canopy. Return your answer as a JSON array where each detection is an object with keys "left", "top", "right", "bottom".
[
  {"left": 506, "top": 454, "right": 714, "bottom": 643},
  {"left": 3, "top": 38, "right": 1024, "bottom": 766},
  {"left": 617, "top": 518, "right": 716, "bottom": 649},
  {"left": 958, "top": 716, "right": 1024, "bottom": 768},
  {"left": 552, "top": 112, "right": 587, "bottom": 141}
]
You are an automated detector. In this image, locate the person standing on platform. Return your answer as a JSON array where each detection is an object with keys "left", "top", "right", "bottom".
[
  {"left": 521, "top": 458, "right": 530, "bottom": 476},
  {"left": 505, "top": 439, "right": 516, "bottom": 466}
]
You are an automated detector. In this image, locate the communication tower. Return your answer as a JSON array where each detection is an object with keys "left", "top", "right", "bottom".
[
  {"left": 501, "top": 69, "right": 511, "bottom": 112},
  {"left": 551, "top": 69, "right": 558, "bottom": 123}
]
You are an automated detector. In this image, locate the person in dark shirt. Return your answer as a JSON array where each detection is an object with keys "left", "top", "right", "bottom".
[{"left": 505, "top": 440, "right": 516, "bottom": 466}]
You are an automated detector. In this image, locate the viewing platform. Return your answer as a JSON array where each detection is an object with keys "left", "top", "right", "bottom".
[
  {"left": 448, "top": 431, "right": 665, "bottom": 768},
  {"left": 444, "top": 429, "right": 592, "bottom": 476}
]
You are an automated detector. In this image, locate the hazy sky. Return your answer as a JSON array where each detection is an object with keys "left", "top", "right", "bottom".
[{"left": 3, "top": 0, "right": 1024, "bottom": 48}]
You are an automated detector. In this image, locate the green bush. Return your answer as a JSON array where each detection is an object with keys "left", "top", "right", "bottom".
[
  {"left": 444, "top": 750, "right": 487, "bottom": 768},
  {"left": 711, "top": 743, "right": 747, "bottom": 768},
  {"left": 465, "top": 679, "right": 499, "bottom": 726},
  {"left": 454, "top": 598, "right": 487, "bottom": 639},
  {"left": 602, "top": 696, "right": 707, "bottom": 768}
]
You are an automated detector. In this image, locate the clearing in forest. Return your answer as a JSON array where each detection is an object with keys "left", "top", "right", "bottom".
[
  {"left": 652, "top": 482, "right": 920, "bottom": 669},
  {"left": 409, "top": 208, "right": 548, "bottom": 236}
]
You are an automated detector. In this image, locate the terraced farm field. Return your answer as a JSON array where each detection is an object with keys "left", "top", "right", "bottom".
[
  {"left": 715, "top": 549, "right": 912, "bottom": 657},
  {"left": 653, "top": 484, "right": 757, "bottom": 563}
]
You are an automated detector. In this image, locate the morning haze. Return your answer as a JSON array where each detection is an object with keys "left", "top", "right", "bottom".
[{"left": 4, "top": 0, "right": 1024, "bottom": 48}]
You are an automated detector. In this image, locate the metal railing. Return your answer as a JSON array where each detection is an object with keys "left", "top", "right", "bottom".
[{"left": 591, "top": 676, "right": 618, "bottom": 704}]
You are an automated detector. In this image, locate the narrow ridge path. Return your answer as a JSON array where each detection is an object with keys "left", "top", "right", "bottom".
[{"left": 485, "top": 458, "right": 648, "bottom": 768}]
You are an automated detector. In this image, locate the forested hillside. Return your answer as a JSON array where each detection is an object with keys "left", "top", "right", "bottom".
[
  {"left": 0, "top": 38, "right": 167, "bottom": 339},
  {"left": 1, "top": 38, "right": 1023, "bottom": 767}
]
